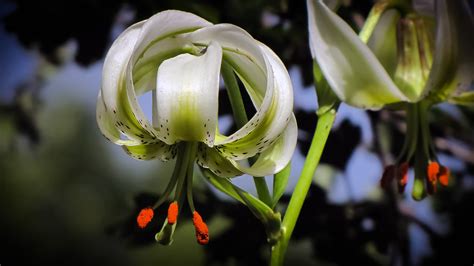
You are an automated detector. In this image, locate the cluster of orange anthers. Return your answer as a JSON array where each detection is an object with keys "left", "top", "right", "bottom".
[
  {"left": 426, "top": 161, "right": 450, "bottom": 194},
  {"left": 135, "top": 201, "right": 209, "bottom": 245},
  {"left": 381, "top": 161, "right": 450, "bottom": 194}
]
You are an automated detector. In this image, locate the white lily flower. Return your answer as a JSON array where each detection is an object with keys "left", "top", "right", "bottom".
[
  {"left": 307, "top": 0, "right": 473, "bottom": 199},
  {"left": 96, "top": 10, "right": 297, "bottom": 243}
]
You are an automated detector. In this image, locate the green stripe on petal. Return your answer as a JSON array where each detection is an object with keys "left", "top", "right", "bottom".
[
  {"left": 155, "top": 41, "right": 222, "bottom": 145},
  {"left": 123, "top": 142, "right": 177, "bottom": 161},
  {"left": 307, "top": 0, "right": 410, "bottom": 109}
]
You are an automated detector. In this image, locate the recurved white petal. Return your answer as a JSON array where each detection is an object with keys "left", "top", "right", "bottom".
[
  {"left": 198, "top": 115, "right": 297, "bottom": 177},
  {"left": 186, "top": 24, "right": 295, "bottom": 160},
  {"left": 100, "top": 21, "right": 157, "bottom": 143},
  {"left": 218, "top": 43, "right": 294, "bottom": 160},
  {"left": 119, "top": 11, "right": 214, "bottom": 145},
  {"left": 307, "top": 0, "right": 410, "bottom": 109},
  {"left": 228, "top": 115, "right": 298, "bottom": 177},
  {"left": 130, "top": 10, "right": 212, "bottom": 65},
  {"left": 155, "top": 41, "right": 222, "bottom": 146},
  {"left": 129, "top": 10, "right": 211, "bottom": 95},
  {"left": 132, "top": 37, "right": 194, "bottom": 95},
  {"left": 99, "top": 11, "right": 211, "bottom": 159},
  {"left": 96, "top": 92, "right": 138, "bottom": 145},
  {"left": 424, "top": 0, "right": 474, "bottom": 103}
]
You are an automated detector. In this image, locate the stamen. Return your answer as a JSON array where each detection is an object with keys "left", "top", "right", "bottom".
[
  {"left": 427, "top": 161, "right": 440, "bottom": 194},
  {"left": 167, "top": 201, "right": 179, "bottom": 225},
  {"left": 380, "top": 165, "right": 396, "bottom": 188},
  {"left": 438, "top": 165, "right": 450, "bottom": 187},
  {"left": 397, "top": 162, "right": 409, "bottom": 193},
  {"left": 192, "top": 211, "right": 209, "bottom": 245},
  {"left": 137, "top": 207, "right": 154, "bottom": 228}
]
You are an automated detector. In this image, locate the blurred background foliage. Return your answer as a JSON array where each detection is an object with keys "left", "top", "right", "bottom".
[{"left": 1, "top": 0, "right": 474, "bottom": 265}]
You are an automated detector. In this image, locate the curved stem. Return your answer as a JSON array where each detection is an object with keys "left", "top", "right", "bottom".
[
  {"left": 270, "top": 109, "right": 336, "bottom": 266},
  {"left": 221, "top": 60, "right": 272, "bottom": 206}
]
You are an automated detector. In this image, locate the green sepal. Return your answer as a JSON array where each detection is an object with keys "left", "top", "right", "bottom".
[{"left": 313, "top": 60, "right": 340, "bottom": 116}]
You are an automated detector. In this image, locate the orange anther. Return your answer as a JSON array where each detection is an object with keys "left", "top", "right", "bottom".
[
  {"left": 427, "top": 161, "right": 440, "bottom": 183},
  {"left": 427, "top": 162, "right": 440, "bottom": 194},
  {"left": 137, "top": 207, "right": 154, "bottom": 229},
  {"left": 192, "top": 211, "right": 209, "bottom": 245},
  {"left": 438, "top": 165, "right": 450, "bottom": 187},
  {"left": 167, "top": 201, "right": 179, "bottom": 224}
]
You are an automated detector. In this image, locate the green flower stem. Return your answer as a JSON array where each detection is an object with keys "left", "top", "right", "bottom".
[
  {"left": 418, "top": 101, "right": 433, "bottom": 159},
  {"left": 174, "top": 142, "right": 197, "bottom": 201},
  {"left": 152, "top": 144, "right": 185, "bottom": 209},
  {"left": 221, "top": 60, "right": 272, "bottom": 206},
  {"left": 185, "top": 142, "right": 198, "bottom": 212},
  {"left": 270, "top": 109, "right": 336, "bottom": 266}
]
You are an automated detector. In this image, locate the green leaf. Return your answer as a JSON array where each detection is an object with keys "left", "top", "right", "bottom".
[
  {"left": 201, "top": 169, "right": 282, "bottom": 244},
  {"left": 200, "top": 168, "right": 246, "bottom": 204}
]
